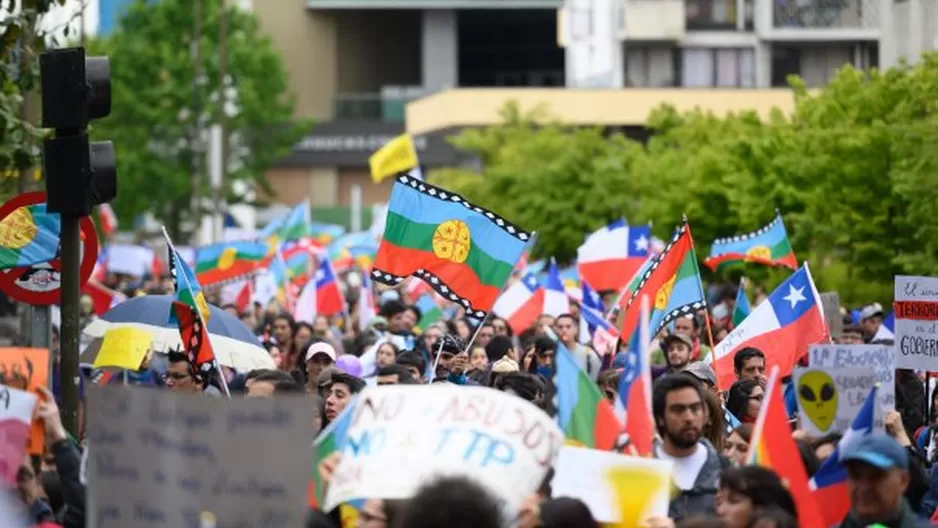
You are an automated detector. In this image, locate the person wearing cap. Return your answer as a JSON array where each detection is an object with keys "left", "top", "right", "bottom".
[
  {"left": 302, "top": 341, "right": 336, "bottom": 393},
  {"left": 839, "top": 431, "right": 931, "bottom": 527},
  {"left": 859, "top": 302, "right": 886, "bottom": 342},
  {"left": 681, "top": 361, "right": 719, "bottom": 395},
  {"left": 653, "top": 333, "right": 694, "bottom": 381}
]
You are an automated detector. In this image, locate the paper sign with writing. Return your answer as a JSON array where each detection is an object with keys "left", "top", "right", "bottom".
[
  {"left": 820, "top": 292, "right": 843, "bottom": 339},
  {"left": 0, "top": 348, "right": 48, "bottom": 455},
  {"left": 808, "top": 344, "right": 895, "bottom": 412},
  {"left": 794, "top": 366, "right": 881, "bottom": 436},
  {"left": 551, "top": 446, "right": 672, "bottom": 523},
  {"left": 323, "top": 385, "right": 563, "bottom": 514},
  {"left": 94, "top": 327, "right": 153, "bottom": 371},
  {"left": 0, "top": 385, "right": 36, "bottom": 485},
  {"left": 85, "top": 385, "right": 314, "bottom": 528},
  {"left": 895, "top": 276, "right": 938, "bottom": 371}
]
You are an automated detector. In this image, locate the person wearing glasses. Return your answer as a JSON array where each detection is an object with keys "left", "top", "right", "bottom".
[
  {"left": 725, "top": 379, "right": 764, "bottom": 425},
  {"left": 162, "top": 350, "right": 218, "bottom": 395}
]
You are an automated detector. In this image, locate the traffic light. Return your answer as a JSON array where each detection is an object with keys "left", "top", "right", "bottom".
[{"left": 39, "top": 47, "right": 116, "bottom": 217}]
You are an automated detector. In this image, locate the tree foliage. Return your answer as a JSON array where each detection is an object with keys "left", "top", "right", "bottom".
[
  {"left": 0, "top": 0, "right": 71, "bottom": 199},
  {"left": 86, "top": 0, "right": 308, "bottom": 238},
  {"left": 432, "top": 55, "right": 938, "bottom": 304}
]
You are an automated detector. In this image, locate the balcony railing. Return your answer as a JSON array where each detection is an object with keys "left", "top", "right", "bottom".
[
  {"left": 333, "top": 92, "right": 420, "bottom": 121},
  {"left": 773, "top": 0, "right": 879, "bottom": 29},
  {"left": 686, "top": 0, "right": 754, "bottom": 30}
]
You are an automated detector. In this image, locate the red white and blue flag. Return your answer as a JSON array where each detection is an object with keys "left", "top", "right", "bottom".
[
  {"left": 809, "top": 384, "right": 878, "bottom": 527},
  {"left": 577, "top": 220, "right": 651, "bottom": 293},
  {"left": 578, "top": 282, "right": 619, "bottom": 354},
  {"left": 709, "top": 264, "right": 828, "bottom": 389},
  {"left": 493, "top": 274, "right": 544, "bottom": 333},
  {"left": 615, "top": 295, "right": 654, "bottom": 456},
  {"left": 294, "top": 254, "right": 346, "bottom": 322},
  {"left": 544, "top": 260, "right": 570, "bottom": 318}
]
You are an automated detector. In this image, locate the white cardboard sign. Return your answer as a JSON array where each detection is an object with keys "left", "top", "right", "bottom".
[
  {"left": 324, "top": 384, "right": 563, "bottom": 514},
  {"left": 808, "top": 344, "right": 896, "bottom": 411},
  {"left": 794, "top": 366, "right": 880, "bottom": 436},
  {"left": 894, "top": 275, "right": 938, "bottom": 371}
]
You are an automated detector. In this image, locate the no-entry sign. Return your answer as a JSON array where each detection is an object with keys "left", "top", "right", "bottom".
[{"left": 0, "top": 191, "right": 98, "bottom": 305}]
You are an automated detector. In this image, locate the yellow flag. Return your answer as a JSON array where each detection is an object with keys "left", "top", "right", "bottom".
[
  {"left": 369, "top": 133, "right": 418, "bottom": 183},
  {"left": 606, "top": 463, "right": 671, "bottom": 528},
  {"left": 94, "top": 327, "right": 153, "bottom": 370}
]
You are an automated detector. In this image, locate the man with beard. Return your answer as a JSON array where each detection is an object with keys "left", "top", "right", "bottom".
[{"left": 650, "top": 374, "right": 725, "bottom": 521}]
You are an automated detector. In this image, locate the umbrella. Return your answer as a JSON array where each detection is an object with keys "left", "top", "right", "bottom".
[{"left": 81, "top": 295, "right": 274, "bottom": 372}]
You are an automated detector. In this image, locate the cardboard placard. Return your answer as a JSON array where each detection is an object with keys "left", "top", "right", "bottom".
[
  {"left": 86, "top": 385, "right": 314, "bottom": 527},
  {"left": 820, "top": 292, "right": 843, "bottom": 339},
  {"left": 794, "top": 366, "right": 880, "bottom": 436}
]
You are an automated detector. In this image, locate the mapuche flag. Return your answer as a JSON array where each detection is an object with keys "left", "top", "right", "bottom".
[
  {"left": 705, "top": 212, "right": 797, "bottom": 271},
  {"left": 370, "top": 172, "right": 531, "bottom": 317}
]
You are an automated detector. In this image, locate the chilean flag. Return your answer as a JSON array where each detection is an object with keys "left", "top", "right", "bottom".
[
  {"left": 616, "top": 295, "right": 654, "bottom": 456},
  {"left": 493, "top": 274, "right": 544, "bottom": 333},
  {"left": 81, "top": 279, "right": 126, "bottom": 315},
  {"left": 294, "top": 255, "right": 345, "bottom": 322},
  {"left": 577, "top": 220, "right": 651, "bottom": 293},
  {"left": 358, "top": 271, "right": 377, "bottom": 332},
  {"left": 809, "top": 384, "right": 877, "bottom": 528},
  {"left": 710, "top": 264, "right": 828, "bottom": 389},
  {"left": 544, "top": 260, "right": 570, "bottom": 317},
  {"left": 98, "top": 203, "right": 118, "bottom": 238}
]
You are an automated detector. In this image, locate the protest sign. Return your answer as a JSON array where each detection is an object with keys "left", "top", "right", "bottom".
[
  {"left": 894, "top": 275, "right": 938, "bottom": 371},
  {"left": 551, "top": 446, "right": 672, "bottom": 523},
  {"left": 820, "top": 292, "right": 843, "bottom": 339},
  {"left": 808, "top": 344, "right": 895, "bottom": 411},
  {"left": 0, "top": 347, "right": 48, "bottom": 454},
  {"left": 86, "top": 385, "right": 314, "bottom": 528},
  {"left": 323, "top": 384, "right": 562, "bottom": 514},
  {"left": 794, "top": 366, "right": 880, "bottom": 436},
  {"left": 94, "top": 327, "right": 153, "bottom": 370},
  {"left": 0, "top": 385, "right": 36, "bottom": 485}
]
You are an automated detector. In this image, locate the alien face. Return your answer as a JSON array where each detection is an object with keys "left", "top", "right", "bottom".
[{"left": 797, "top": 370, "right": 838, "bottom": 432}]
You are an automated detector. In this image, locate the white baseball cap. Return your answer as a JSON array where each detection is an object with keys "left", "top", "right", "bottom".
[{"left": 305, "top": 342, "right": 337, "bottom": 363}]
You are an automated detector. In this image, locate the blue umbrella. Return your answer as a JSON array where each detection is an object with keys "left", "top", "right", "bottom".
[
  {"left": 82, "top": 295, "right": 273, "bottom": 372},
  {"left": 100, "top": 295, "right": 260, "bottom": 347}
]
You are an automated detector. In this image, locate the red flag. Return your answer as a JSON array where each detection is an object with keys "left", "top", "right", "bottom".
[
  {"left": 81, "top": 279, "right": 125, "bottom": 315},
  {"left": 747, "top": 366, "right": 825, "bottom": 528},
  {"left": 171, "top": 300, "right": 216, "bottom": 376},
  {"left": 234, "top": 281, "right": 252, "bottom": 314}
]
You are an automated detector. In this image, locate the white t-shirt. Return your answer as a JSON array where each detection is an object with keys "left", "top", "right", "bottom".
[{"left": 656, "top": 443, "right": 708, "bottom": 490}]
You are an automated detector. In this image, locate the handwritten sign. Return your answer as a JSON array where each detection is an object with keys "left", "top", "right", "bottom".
[
  {"left": 794, "top": 367, "right": 880, "bottom": 436},
  {"left": 820, "top": 292, "right": 843, "bottom": 339},
  {"left": 551, "top": 446, "right": 672, "bottom": 523},
  {"left": 895, "top": 276, "right": 938, "bottom": 371},
  {"left": 86, "top": 385, "right": 314, "bottom": 528},
  {"left": 94, "top": 327, "right": 153, "bottom": 370},
  {"left": 323, "top": 385, "right": 562, "bottom": 514},
  {"left": 0, "top": 385, "right": 36, "bottom": 485},
  {"left": 809, "top": 344, "right": 895, "bottom": 411},
  {"left": 0, "top": 348, "right": 48, "bottom": 455}
]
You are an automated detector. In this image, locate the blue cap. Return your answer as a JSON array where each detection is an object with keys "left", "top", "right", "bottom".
[{"left": 842, "top": 431, "right": 909, "bottom": 470}]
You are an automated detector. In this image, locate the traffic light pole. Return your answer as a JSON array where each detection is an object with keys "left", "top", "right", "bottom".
[{"left": 58, "top": 215, "right": 81, "bottom": 437}]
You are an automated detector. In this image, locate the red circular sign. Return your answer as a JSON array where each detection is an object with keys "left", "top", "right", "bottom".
[{"left": 0, "top": 191, "right": 98, "bottom": 305}]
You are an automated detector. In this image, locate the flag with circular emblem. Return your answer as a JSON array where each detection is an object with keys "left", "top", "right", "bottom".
[
  {"left": 0, "top": 203, "right": 61, "bottom": 270},
  {"left": 371, "top": 172, "right": 531, "bottom": 317},
  {"left": 194, "top": 241, "right": 268, "bottom": 287},
  {"left": 618, "top": 220, "right": 707, "bottom": 346},
  {"left": 705, "top": 211, "right": 797, "bottom": 271}
]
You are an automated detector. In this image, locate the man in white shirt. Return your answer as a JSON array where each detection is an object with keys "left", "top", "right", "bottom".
[{"left": 651, "top": 374, "right": 726, "bottom": 521}]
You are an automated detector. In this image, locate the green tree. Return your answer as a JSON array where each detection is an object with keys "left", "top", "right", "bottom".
[
  {"left": 86, "top": 0, "right": 308, "bottom": 238},
  {"left": 431, "top": 102, "right": 644, "bottom": 264},
  {"left": 0, "top": 0, "right": 72, "bottom": 199}
]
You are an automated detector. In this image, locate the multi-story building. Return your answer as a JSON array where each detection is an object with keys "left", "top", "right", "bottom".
[{"left": 252, "top": 0, "right": 894, "bottom": 217}]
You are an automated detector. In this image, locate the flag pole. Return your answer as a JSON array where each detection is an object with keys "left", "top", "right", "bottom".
[{"left": 161, "top": 226, "right": 232, "bottom": 398}]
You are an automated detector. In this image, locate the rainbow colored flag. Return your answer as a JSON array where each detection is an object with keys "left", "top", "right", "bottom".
[
  {"left": 705, "top": 212, "right": 797, "bottom": 271},
  {"left": 554, "top": 341, "right": 620, "bottom": 449},
  {"left": 748, "top": 367, "right": 825, "bottom": 528},
  {"left": 194, "top": 241, "right": 267, "bottom": 286},
  {"left": 371, "top": 172, "right": 531, "bottom": 317},
  {"left": 310, "top": 396, "right": 358, "bottom": 508}
]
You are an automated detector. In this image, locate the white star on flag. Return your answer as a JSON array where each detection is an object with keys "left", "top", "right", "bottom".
[
  {"left": 635, "top": 235, "right": 649, "bottom": 252},
  {"left": 782, "top": 285, "right": 806, "bottom": 309},
  {"left": 314, "top": 269, "right": 325, "bottom": 283}
]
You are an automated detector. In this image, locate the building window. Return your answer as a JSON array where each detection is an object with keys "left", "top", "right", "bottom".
[
  {"left": 625, "top": 47, "right": 679, "bottom": 87},
  {"left": 681, "top": 47, "right": 755, "bottom": 87}
]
